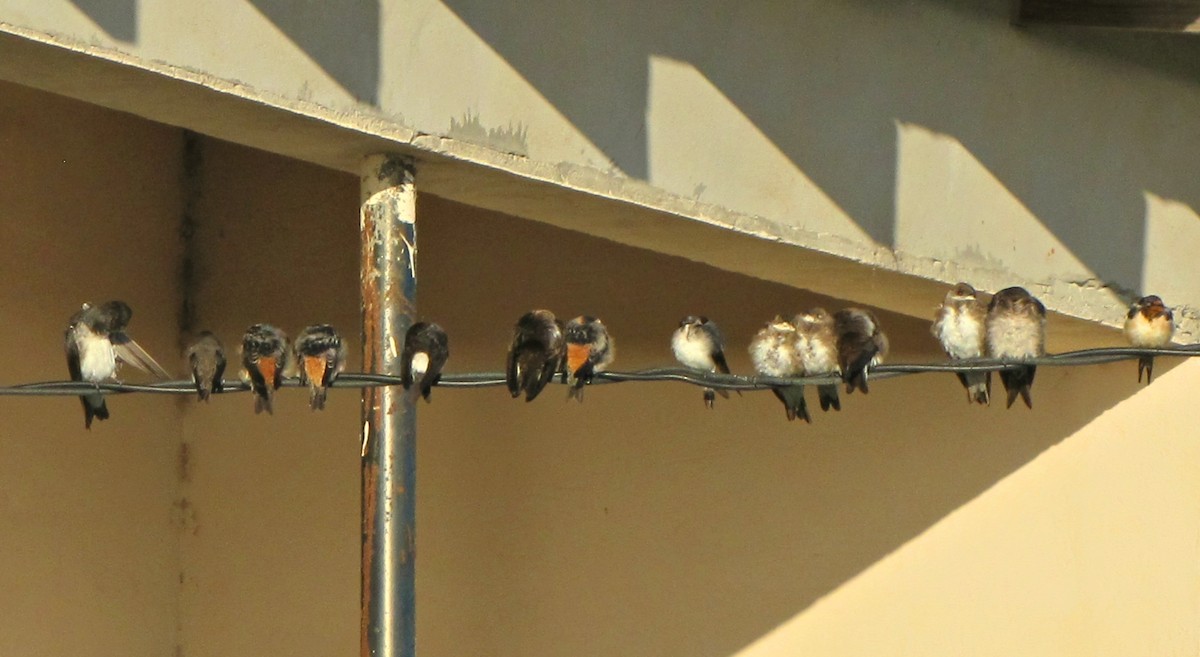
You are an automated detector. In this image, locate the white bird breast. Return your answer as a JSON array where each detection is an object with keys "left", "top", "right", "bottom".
[
  {"left": 672, "top": 330, "right": 714, "bottom": 370},
  {"left": 987, "top": 313, "right": 1041, "bottom": 359},
  {"left": 750, "top": 335, "right": 795, "bottom": 377},
  {"left": 77, "top": 331, "right": 117, "bottom": 382},
  {"left": 936, "top": 309, "right": 984, "bottom": 359},
  {"left": 1125, "top": 314, "right": 1171, "bottom": 348},
  {"left": 410, "top": 352, "right": 430, "bottom": 377},
  {"left": 795, "top": 333, "right": 837, "bottom": 374}
]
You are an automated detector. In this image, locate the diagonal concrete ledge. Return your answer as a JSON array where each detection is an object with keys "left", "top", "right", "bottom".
[{"left": 0, "top": 24, "right": 1183, "bottom": 349}]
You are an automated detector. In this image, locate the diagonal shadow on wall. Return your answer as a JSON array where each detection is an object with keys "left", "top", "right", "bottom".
[
  {"left": 246, "top": 0, "right": 380, "bottom": 105},
  {"left": 412, "top": 197, "right": 1172, "bottom": 657},
  {"left": 441, "top": 0, "right": 1200, "bottom": 293},
  {"left": 68, "top": 0, "right": 137, "bottom": 42}
]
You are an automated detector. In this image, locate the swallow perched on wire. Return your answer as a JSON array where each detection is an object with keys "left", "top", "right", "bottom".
[
  {"left": 793, "top": 308, "right": 841, "bottom": 412},
  {"left": 563, "top": 316, "right": 615, "bottom": 402},
  {"left": 506, "top": 310, "right": 566, "bottom": 402},
  {"left": 294, "top": 324, "right": 347, "bottom": 411},
  {"left": 401, "top": 322, "right": 449, "bottom": 402},
  {"left": 240, "top": 324, "right": 288, "bottom": 415},
  {"left": 834, "top": 308, "right": 889, "bottom": 394},
  {"left": 186, "top": 331, "right": 226, "bottom": 402},
  {"left": 749, "top": 316, "right": 809, "bottom": 423},
  {"left": 672, "top": 316, "right": 733, "bottom": 409},
  {"left": 932, "top": 283, "right": 989, "bottom": 405},
  {"left": 65, "top": 300, "right": 171, "bottom": 429},
  {"left": 1124, "top": 295, "right": 1174, "bottom": 384},
  {"left": 986, "top": 286, "right": 1046, "bottom": 409}
]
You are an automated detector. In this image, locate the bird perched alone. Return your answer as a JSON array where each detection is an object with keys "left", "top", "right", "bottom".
[
  {"left": 506, "top": 310, "right": 566, "bottom": 402},
  {"left": 793, "top": 308, "right": 841, "bottom": 412},
  {"left": 931, "top": 283, "right": 989, "bottom": 405},
  {"left": 834, "top": 308, "right": 889, "bottom": 394},
  {"left": 671, "top": 316, "right": 733, "bottom": 409},
  {"left": 749, "top": 315, "right": 809, "bottom": 423},
  {"left": 401, "top": 322, "right": 449, "bottom": 402},
  {"left": 1124, "top": 295, "right": 1174, "bottom": 384},
  {"left": 186, "top": 331, "right": 226, "bottom": 402},
  {"left": 65, "top": 300, "right": 171, "bottom": 429},
  {"left": 241, "top": 324, "right": 289, "bottom": 415},
  {"left": 294, "top": 324, "right": 347, "bottom": 411},
  {"left": 986, "top": 286, "right": 1046, "bottom": 409},
  {"left": 563, "top": 316, "right": 615, "bottom": 402}
]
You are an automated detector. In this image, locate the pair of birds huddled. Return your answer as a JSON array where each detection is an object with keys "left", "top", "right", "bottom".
[
  {"left": 750, "top": 308, "right": 889, "bottom": 423},
  {"left": 505, "top": 312, "right": 614, "bottom": 402},
  {"left": 932, "top": 284, "right": 1175, "bottom": 409},
  {"left": 213, "top": 323, "right": 349, "bottom": 415},
  {"left": 64, "top": 300, "right": 450, "bottom": 428}
]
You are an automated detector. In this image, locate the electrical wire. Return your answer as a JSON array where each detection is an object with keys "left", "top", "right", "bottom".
[{"left": 1, "top": 346, "right": 1196, "bottom": 397}]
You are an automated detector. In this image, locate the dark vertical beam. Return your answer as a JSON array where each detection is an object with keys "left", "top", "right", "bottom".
[{"left": 360, "top": 154, "right": 418, "bottom": 657}]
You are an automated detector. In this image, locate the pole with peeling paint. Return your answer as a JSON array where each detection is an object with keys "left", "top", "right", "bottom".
[{"left": 360, "top": 154, "right": 417, "bottom": 657}]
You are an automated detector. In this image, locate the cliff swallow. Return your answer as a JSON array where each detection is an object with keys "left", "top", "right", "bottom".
[
  {"left": 241, "top": 324, "right": 288, "bottom": 415},
  {"left": 749, "top": 316, "right": 810, "bottom": 423},
  {"left": 401, "top": 322, "right": 449, "bottom": 402},
  {"left": 65, "top": 300, "right": 171, "bottom": 429},
  {"left": 793, "top": 308, "right": 841, "bottom": 412},
  {"left": 834, "top": 308, "right": 889, "bottom": 394},
  {"left": 506, "top": 310, "right": 566, "bottom": 402},
  {"left": 186, "top": 331, "right": 226, "bottom": 402},
  {"left": 563, "top": 316, "right": 615, "bottom": 402},
  {"left": 986, "top": 286, "right": 1046, "bottom": 409},
  {"left": 294, "top": 324, "right": 347, "bottom": 411},
  {"left": 1124, "top": 295, "right": 1174, "bottom": 384},
  {"left": 931, "top": 283, "right": 989, "bottom": 405},
  {"left": 672, "top": 316, "right": 733, "bottom": 408}
]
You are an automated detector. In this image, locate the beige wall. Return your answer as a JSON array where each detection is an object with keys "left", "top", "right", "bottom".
[
  {"left": 2, "top": 1, "right": 1198, "bottom": 337},
  {"left": 2, "top": 81, "right": 1197, "bottom": 657},
  {"left": 0, "top": 82, "right": 182, "bottom": 657}
]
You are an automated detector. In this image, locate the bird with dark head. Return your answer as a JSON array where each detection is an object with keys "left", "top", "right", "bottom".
[
  {"left": 401, "top": 322, "right": 449, "bottom": 402},
  {"left": 986, "top": 286, "right": 1046, "bottom": 409},
  {"left": 563, "top": 316, "right": 614, "bottom": 402},
  {"left": 65, "top": 300, "right": 171, "bottom": 429},
  {"left": 749, "top": 315, "right": 809, "bottom": 423},
  {"left": 1124, "top": 295, "right": 1174, "bottom": 384},
  {"left": 294, "top": 325, "right": 347, "bottom": 411},
  {"left": 671, "top": 315, "right": 733, "bottom": 409},
  {"left": 834, "top": 308, "right": 889, "bottom": 395},
  {"left": 932, "top": 282, "right": 989, "bottom": 405},
  {"left": 187, "top": 331, "right": 226, "bottom": 402},
  {"left": 240, "top": 324, "right": 289, "bottom": 415},
  {"left": 793, "top": 307, "right": 841, "bottom": 412},
  {"left": 506, "top": 310, "right": 566, "bottom": 402}
]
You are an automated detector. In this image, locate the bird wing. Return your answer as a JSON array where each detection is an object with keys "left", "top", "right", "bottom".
[
  {"left": 711, "top": 348, "right": 731, "bottom": 375},
  {"left": 111, "top": 332, "right": 172, "bottom": 379},
  {"left": 213, "top": 356, "right": 226, "bottom": 393},
  {"left": 425, "top": 348, "right": 449, "bottom": 386},
  {"left": 65, "top": 327, "right": 83, "bottom": 382},
  {"left": 505, "top": 339, "right": 522, "bottom": 398}
]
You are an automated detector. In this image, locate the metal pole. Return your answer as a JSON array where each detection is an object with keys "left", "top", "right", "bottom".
[{"left": 360, "top": 154, "right": 417, "bottom": 657}]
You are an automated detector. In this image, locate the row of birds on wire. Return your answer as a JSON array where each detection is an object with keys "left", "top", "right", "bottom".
[{"left": 62, "top": 284, "right": 1177, "bottom": 429}]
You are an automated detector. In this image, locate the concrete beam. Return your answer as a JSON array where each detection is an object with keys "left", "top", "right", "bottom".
[{"left": 0, "top": 24, "right": 1188, "bottom": 348}]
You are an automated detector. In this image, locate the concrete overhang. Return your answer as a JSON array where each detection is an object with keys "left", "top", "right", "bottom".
[{"left": 0, "top": 25, "right": 1183, "bottom": 350}]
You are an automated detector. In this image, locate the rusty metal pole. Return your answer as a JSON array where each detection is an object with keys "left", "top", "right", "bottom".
[{"left": 360, "top": 154, "right": 417, "bottom": 657}]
